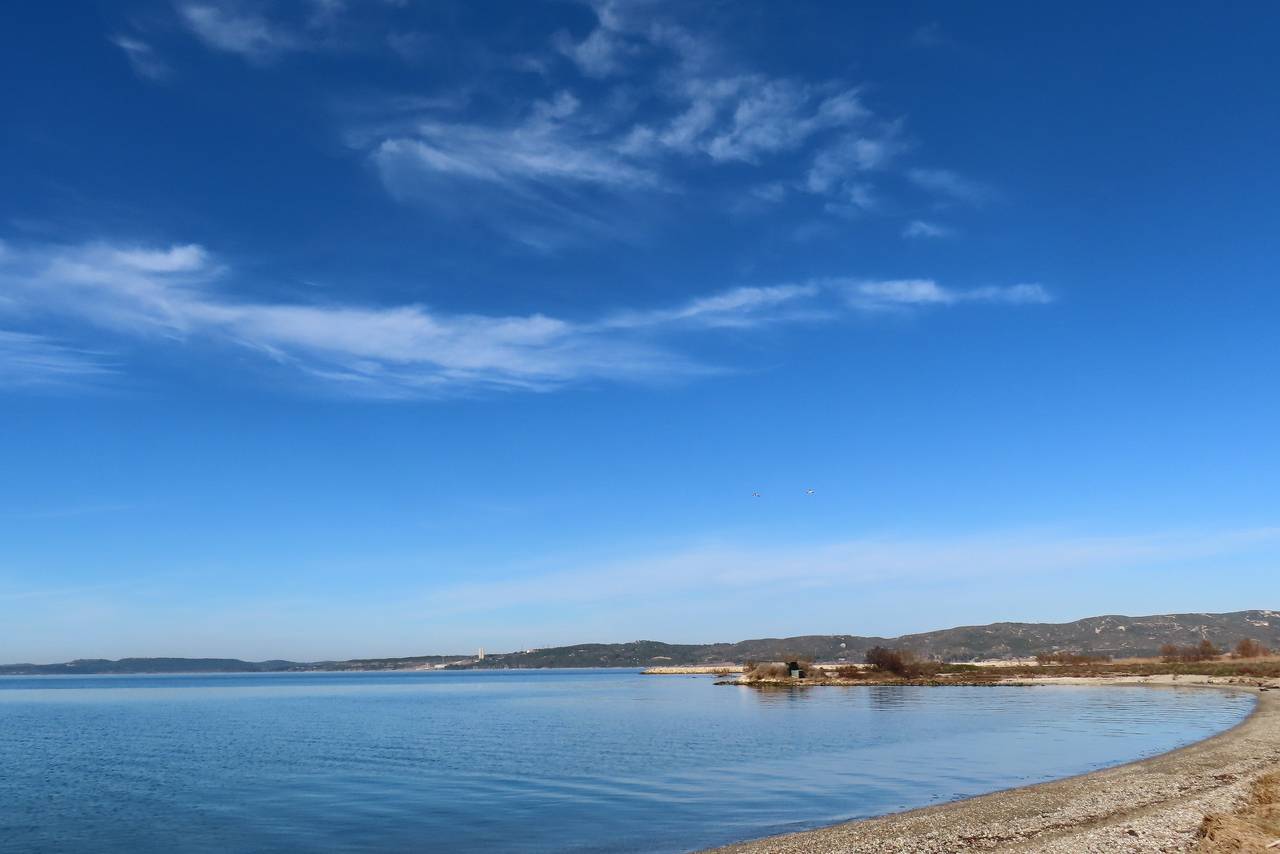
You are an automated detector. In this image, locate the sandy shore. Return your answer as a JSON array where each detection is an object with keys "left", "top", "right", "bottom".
[{"left": 707, "top": 676, "right": 1280, "bottom": 853}]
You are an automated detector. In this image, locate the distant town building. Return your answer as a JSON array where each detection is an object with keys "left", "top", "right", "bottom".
[{"left": 477, "top": 647, "right": 485, "bottom": 661}]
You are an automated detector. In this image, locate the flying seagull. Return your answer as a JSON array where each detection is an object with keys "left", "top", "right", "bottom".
[
  {"left": 805, "top": 488, "right": 815, "bottom": 495},
  {"left": 751, "top": 491, "right": 761, "bottom": 498}
]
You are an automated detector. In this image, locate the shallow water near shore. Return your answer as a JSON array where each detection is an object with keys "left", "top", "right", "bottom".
[{"left": 0, "top": 670, "right": 1253, "bottom": 853}]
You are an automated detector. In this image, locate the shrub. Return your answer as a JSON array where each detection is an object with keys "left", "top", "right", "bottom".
[
  {"left": 865, "top": 646, "right": 908, "bottom": 674},
  {"left": 743, "top": 660, "right": 818, "bottom": 681},
  {"left": 1161, "top": 639, "right": 1224, "bottom": 663},
  {"left": 744, "top": 662, "right": 790, "bottom": 681},
  {"left": 831, "top": 665, "right": 870, "bottom": 680},
  {"left": 1234, "top": 638, "right": 1271, "bottom": 659},
  {"left": 908, "top": 661, "right": 942, "bottom": 678},
  {"left": 1196, "top": 639, "right": 1224, "bottom": 660},
  {"left": 864, "top": 646, "right": 938, "bottom": 678}
]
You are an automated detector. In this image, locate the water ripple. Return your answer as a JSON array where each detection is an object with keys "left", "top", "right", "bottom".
[{"left": 0, "top": 672, "right": 1253, "bottom": 853}]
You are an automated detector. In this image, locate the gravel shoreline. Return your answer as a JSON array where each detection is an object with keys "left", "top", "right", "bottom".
[{"left": 706, "top": 677, "right": 1280, "bottom": 853}]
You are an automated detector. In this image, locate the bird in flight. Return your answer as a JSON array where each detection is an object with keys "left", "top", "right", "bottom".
[
  {"left": 751, "top": 491, "right": 761, "bottom": 498},
  {"left": 805, "top": 488, "right": 815, "bottom": 495}
]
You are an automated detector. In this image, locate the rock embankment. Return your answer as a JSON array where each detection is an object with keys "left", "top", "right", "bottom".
[{"left": 643, "top": 665, "right": 742, "bottom": 675}]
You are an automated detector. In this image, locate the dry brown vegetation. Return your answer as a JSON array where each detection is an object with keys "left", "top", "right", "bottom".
[
  {"left": 1236, "top": 639, "right": 1273, "bottom": 659},
  {"left": 735, "top": 643, "right": 1280, "bottom": 687},
  {"left": 999, "top": 658, "right": 1280, "bottom": 680},
  {"left": 1035, "top": 651, "right": 1112, "bottom": 665},
  {"left": 829, "top": 664, "right": 872, "bottom": 680},
  {"left": 742, "top": 660, "right": 817, "bottom": 681},
  {"left": 1162, "top": 639, "right": 1226, "bottom": 663},
  {"left": 864, "top": 646, "right": 941, "bottom": 678},
  {"left": 743, "top": 661, "right": 790, "bottom": 681},
  {"left": 1196, "top": 771, "right": 1280, "bottom": 853}
]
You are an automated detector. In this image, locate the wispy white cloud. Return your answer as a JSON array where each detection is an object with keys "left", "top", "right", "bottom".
[
  {"left": 174, "top": 0, "right": 408, "bottom": 63},
  {"left": 553, "top": 0, "right": 693, "bottom": 79},
  {"left": 107, "top": 243, "right": 210, "bottom": 273},
  {"left": 548, "top": 2, "right": 912, "bottom": 222},
  {"left": 964, "top": 284, "right": 1053, "bottom": 304},
  {"left": 902, "top": 220, "right": 953, "bottom": 239},
  {"left": 600, "top": 283, "right": 822, "bottom": 330},
  {"left": 554, "top": 23, "right": 634, "bottom": 78},
  {"left": 177, "top": 2, "right": 301, "bottom": 60},
  {"left": 355, "top": 4, "right": 913, "bottom": 246},
  {"left": 110, "top": 35, "right": 169, "bottom": 81},
  {"left": 0, "top": 330, "right": 115, "bottom": 388},
  {"left": 805, "top": 125, "right": 904, "bottom": 194},
  {"left": 3, "top": 242, "right": 700, "bottom": 395},
  {"left": 175, "top": 0, "right": 355, "bottom": 61},
  {"left": 420, "top": 526, "right": 1280, "bottom": 616},
  {"left": 621, "top": 78, "right": 873, "bottom": 165},
  {"left": 0, "top": 241, "right": 1052, "bottom": 396},
  {"left": 908, "top": 167, "right": 996, "bottom": 206},
  {"left": 373, "top": 94, "right": 656, "bottom": 191},
  {"left": 747, "top": 182, "right": 788, "bottom": 204},
  {"left": 165, "top": 1, "right": 986, "bottom": 245},
  {"left": 842, "top": 278, "right": 1051, "bottom": 310},
  {"left": 369, "top": 91, "right": 664, "bottom": 248}
]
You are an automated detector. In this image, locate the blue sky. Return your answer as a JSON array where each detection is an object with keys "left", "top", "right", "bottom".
[{"left": 2, "top": 1, "right": 1278, "bottom": 662}]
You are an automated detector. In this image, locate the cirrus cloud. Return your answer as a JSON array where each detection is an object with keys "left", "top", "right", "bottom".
[
  {"left": 0, "top": 240, "right": 1051, "bottom": 397},
  {"left": 842, "top": 279, "right": 1051, "bottom": 310}
]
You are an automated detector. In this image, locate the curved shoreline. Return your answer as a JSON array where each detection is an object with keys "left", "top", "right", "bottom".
[{"left": 707, "top": 677, "right": 1280, "bottom": 853}]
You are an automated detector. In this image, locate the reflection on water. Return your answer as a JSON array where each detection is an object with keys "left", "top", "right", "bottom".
[
  {"left": 748, "top": 684, "right": 819, "bottom": 706},
  {"left": 0, "top": 670, "right": 1253, "bottom": 854},
  {"left": 866, "top": 685, "right": 920, "bottom": 710}
]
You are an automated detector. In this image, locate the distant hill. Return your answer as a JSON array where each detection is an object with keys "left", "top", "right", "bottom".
[
  {"left": 3, "top": 610, "right": 1277, "bottom": 674},
  {"left": 0, "top": 654, "right": 466, "bottom": 676},
  {"left": 468, "top": 610, "right": 1280, "bottom": 667}
]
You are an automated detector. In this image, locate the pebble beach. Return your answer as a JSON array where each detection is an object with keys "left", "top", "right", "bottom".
[{"left": 708, "top": 677, "right": 1280, "bottom": 854}]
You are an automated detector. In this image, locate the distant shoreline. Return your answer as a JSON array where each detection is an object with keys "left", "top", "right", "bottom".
[
  {"left": 4, "top": 609, "right": 1276, "bottom": 675},
  {"left": 0, "top": 665, "right": 651, "bottom": 677},
  {"left": 707, "top": 676, "right": 1280, "bottom": 853}
]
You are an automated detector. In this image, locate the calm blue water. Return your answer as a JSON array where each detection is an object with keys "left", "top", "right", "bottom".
[{"left": 0, "top": 670, "right": 1253, "bottom": 853}]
